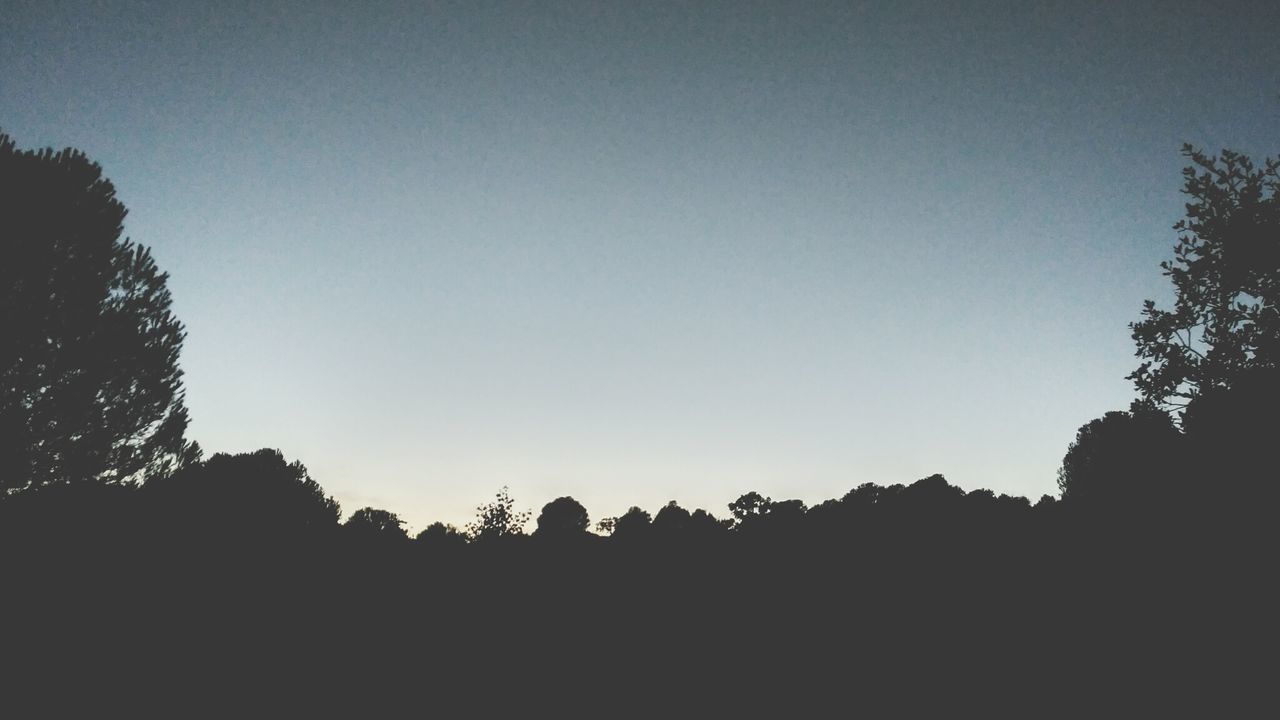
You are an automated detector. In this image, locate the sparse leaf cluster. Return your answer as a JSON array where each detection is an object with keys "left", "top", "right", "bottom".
[{"left": 465, "top": 485, "right": 530, "bottom": 542}]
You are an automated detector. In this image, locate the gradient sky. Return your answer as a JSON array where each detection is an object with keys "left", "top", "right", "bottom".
[{"left": 3, "top": 0, "right": 1277, "bottom": 533}]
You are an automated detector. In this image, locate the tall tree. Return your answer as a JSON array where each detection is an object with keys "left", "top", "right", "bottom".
[
  {"left": 0, "top": 132, "right": 195, "bottom": 491},
  {"left": 1129, "top": 144, "right": 1280, "bottom": 413}
]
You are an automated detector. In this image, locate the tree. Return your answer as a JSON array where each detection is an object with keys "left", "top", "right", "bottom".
[
  {"left": 144, "top": 448, "right": 340, "bottom": 539},
  {"left": 595, "top": 516, "right": 617, "bottom": 536},
  {"left": 842, "top": 483, "right": 882, "bottom": 509},
  {"left": 766, "top": 498, "right": 807, "bottom": 530},
  {"left": 610, "top": 506, "right": 652, "bottom": 540},
  {"left": 415, "top": 521, "right": 468, "bottom": 550},
  {"left": 465, "top": 486, "right": 530, "bottom": 542},
  {"left": 534, "top": 496, "right": 590, "bottom": 538},
  {"left": 345, "top": 507, "right": 409, "bottom": 543},
  {"left": 687, "top": 508, "right": 732, "bottom": 539},
  {"left": 1056, "top": 403, "right": 1184, "bottom": 513},
  {"left": 728, "top": 491, "right": 772, "bottom": 529},
  {"left": 1129, "top": 144, "right": 1280, "bottom": 413},
  {"left": 652, "top": 500, "right": 692, "bottom": 536},
  {"left": 0, "top": 132, "right": 194, "bottom": 492}
]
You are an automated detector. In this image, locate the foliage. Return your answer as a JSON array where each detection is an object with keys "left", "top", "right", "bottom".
[
  {"left": 145, "top": 448, "right": 340, "bottom": 537},
  {"left": 345, "top": 506, "right": 409, "bottom": 542},
  {"left": 688, "top": 508, "right": 733, "bottom": 538},
  {"left": 728, "top": 491, "right": 772, "bottom": 527},
  {"left": 534, "top": 496, "right": 590, "bottom": 538},
  {"left": 0, "top": 132, "right": 194, "bottom": 492},
  {"left": 1056, "top": 403, "right": 1184, "bottom": 511},
  {"left": 1129, "top": 144, "right": 1280, "bottom": 413},
  {"left": 611, "top": 506, "right": 652, "bottom": 540},
  {"left": 415, "top": 521, "right": 468, "bottom": 549},
  {"left": 465, "top": 486, "right": 530, "bottom": 542},
  {"left": 652, "top": 500, "right": 691, "bottom": 535}
]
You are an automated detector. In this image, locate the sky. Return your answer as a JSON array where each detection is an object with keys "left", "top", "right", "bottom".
[{"left": 3, "top": 0, "right": 1277, "bottom": 533}]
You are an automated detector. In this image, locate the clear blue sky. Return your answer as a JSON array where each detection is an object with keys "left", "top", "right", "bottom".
[{"left": 4, "top": 0, "right": 1277, "bottom": 532}]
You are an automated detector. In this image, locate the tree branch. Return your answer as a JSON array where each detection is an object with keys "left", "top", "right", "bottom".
[{"left": 1174, "top": 328, "right": 1207, "bottom": 359}]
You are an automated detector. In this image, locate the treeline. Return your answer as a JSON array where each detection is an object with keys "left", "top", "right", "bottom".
[
  {"left": 0, "top": 415, "right": 1269, "bottom": 713},
  {"left": 4, "top": 379, "right": 1268, "bottom": 715},
  {"left": 6, "top": 363, "right": 1275, "bottom": 559},
  {"left": 0, "top": 447, "right": 1059, "bottom": 555}
]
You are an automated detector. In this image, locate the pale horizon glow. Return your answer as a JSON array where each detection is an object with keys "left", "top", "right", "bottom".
[{"left": 3, "top": 0, "right": 1277, "bottom": 533}]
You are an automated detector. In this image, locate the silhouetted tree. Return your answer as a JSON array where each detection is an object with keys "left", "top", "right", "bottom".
[
  {"left": 1130, "top": 144, "right": 1280, "bottom": 413},
  {"left": 652, "top": 500, "right": 691, "bottom": 537},
  {"left": 534, "top": 496, "right": 590, "bottom": 539},
  {"left": 687, "top": 508, "right": 732, "bottom": 539},
  {"left": 728, "top": 491, "right": 772, "bottom": 529},
  {"left": 415, "top": 521, "right": 468, "bottom": 550},
  {"left": 804, "top": 497, "right": 845, "bottom": 535},
  {"left": 842, "top": 483, "right": 882, "bottom": 509},
  {"left": 1056, "top": 404, "right": 1184, "bottom": 514},
  {"left": 144, "top": 448, "right": 339, "bottom": 540},
  {"left": 345, "top": 507, "right": 409, "bottom": 543},
  {"left": 611, "top": 506, "right": 652, "bottom": 541},
  {"left": 899, "top": 475, "right": 965, "bottom": 529},
  {"left": 465, "top": 486, "right": 530, "bottom": 542},
  {"left": 0, "top": 132, "right": 195, "bottom": 492},
  {"left": 905, "top": 474, "right": 963, "bottom": 503},
  {"left": 764, "top": 498, "right": 807, "bottom": 533}
]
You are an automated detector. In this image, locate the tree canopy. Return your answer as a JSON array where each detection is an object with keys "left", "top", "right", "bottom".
[
  {"left": 415, "top": 521, "right": 467, "bottom": 550},
  {"left": 1129, "top": 144, "right": 1280, "bottom": 413},
  {"left": 535, "top": 496, "right": 590, "bottom": 538},
  {"left": 345, "top": 506, "right": 409, "bottom": 543},
  {"left": 1056, "top": 404, "right": 1183, "bottom": 513},
  {"left": 611, "top": 506, "right": 652, "bottom": 540},
  {"left": 0, "top": 132, "right": 194, "bottom": 492},
  {"left": 144, "top": 448, "right": 340, "bottom": 538}
]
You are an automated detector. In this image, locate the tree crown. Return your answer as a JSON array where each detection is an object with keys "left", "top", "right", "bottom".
[
  {"left": 1, "top": 132, "right": 193, "bottom": 492},
  {"left": 1129, "top": 144, "right": 1280, "bottom": 412}
]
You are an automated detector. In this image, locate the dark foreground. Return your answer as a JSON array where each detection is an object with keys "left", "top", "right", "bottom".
[{"left": 2, "top": 492, "right": 1271, "bottom": 716}]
